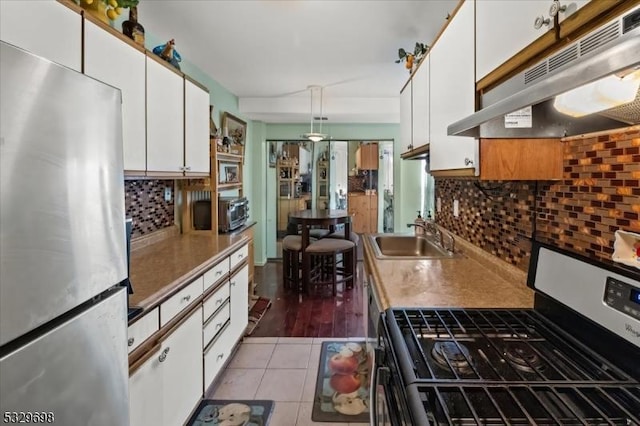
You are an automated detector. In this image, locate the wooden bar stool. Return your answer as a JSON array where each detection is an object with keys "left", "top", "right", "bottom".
[
  {"left": 303, "top": 238, "right": 356, "bottom": 297},
  {"left": 326, "top": 230, "right": 359, "bottom": 288},
  {"left": 282, "top": 235, "right": 315, "bottom": 291}
]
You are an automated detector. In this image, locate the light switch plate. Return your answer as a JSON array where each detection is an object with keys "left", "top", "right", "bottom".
[
  {"left": 453, "top": 200, "right": 459, "bottom": 218},
  {"left": 164, "top": 187, "right": 172, "bottom": 202},
  {"left": 437, "top": 197, "right": 442, "bottom": 212}
]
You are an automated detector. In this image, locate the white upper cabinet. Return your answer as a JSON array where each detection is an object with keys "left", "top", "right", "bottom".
[
  {"left": 429, "top": 0, "right": 477, "bottom": 172},
  {"left": 411, "top": 56, "right": 430, "bottom": 149},
  {"left": 476, "top": 0, "right": 554, "bottom": 82},
  {"left": 184, "top": 79, "right": 210, "bottom": 175},
  {"left": 84, "top": 20, "right": 146, "bottom": 173},
  {"left": 0, "top": 1, "right": 81, "bottom": 72},
  {"left": 399, "top": 81, "right": 412, "bottom": 152},
  {"left": 146, "top": 57, "right": 185, "bottom": 175}
]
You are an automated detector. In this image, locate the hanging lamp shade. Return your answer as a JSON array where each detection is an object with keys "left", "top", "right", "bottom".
[{"left": 302, "top": 85, "right": 327, "bottom": 142}]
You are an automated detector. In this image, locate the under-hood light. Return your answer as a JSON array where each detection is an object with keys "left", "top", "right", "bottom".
[{"left": 553, "top": 70, "right": 640, "bottom": 117}]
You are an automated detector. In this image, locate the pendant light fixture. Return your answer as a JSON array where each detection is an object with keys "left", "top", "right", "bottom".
[{"left": 302, "top": 85, "right": 327, "bottom": 142}]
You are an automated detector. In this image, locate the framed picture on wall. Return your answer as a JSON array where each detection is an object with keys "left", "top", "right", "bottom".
[
  {"left": 221, "top": 164, "right": 239, "bottom": 183},
  {"left": 222, "top": 112, "right": 247, "bottom": 146}
]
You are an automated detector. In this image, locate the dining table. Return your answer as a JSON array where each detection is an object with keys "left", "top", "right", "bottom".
[{"left": 288, "top": 209, "right": 353, "bottom": 254}]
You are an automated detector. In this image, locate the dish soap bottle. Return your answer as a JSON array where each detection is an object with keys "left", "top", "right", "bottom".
[{"left": 414, "top": 211, "right": 425, "bottom": 236}]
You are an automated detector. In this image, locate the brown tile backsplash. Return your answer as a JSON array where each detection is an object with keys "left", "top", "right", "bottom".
[
  {"left": 435, "top": 128, "right": 640, "bottom": 272},
  {"left": 435, "top": 179, "right": 535, "bottom": 271},
  {"left": 125, "top": 179, "right": 175, "bottom": 238}
]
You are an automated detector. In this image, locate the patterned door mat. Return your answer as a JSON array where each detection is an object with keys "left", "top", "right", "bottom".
[
  {"left": 186, "top": 400, "right": 273, "bottom": 426},
  {"left": 313, "top": 341, "right": 371, "bottom": 423}
]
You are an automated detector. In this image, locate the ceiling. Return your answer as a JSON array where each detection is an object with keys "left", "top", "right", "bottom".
[{"left": 137, "top": 1, "right": 459, "bottom": 124}]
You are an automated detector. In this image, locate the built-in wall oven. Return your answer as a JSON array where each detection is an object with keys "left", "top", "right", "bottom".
[{"left": 370, "top": 242, "right": 640, "bottom": 425}]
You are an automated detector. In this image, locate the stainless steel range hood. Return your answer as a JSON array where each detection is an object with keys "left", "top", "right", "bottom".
[{"left": 448, "top": 5, "right": 640, "bottom": 139}]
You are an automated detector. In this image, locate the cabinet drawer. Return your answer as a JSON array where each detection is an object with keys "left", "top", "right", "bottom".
[
  {"left": 203, "top": 325, "right": 234, "bottom": 390},
  {"left": 229, "top": 244, "right": 249, "bottom": 271},
  {"left": 127, "top": 307, "right": 159, "bottom": 354},
  {"left": 203, "top": 302, "right": 230, "bottom": 349},
  {"left": 160, "top": 277, "right": 203, "bottom": 327},
  {"left": 203, "top": 259, "right": 229, "bottom": 292},
  {"left": 203, "top": 281, "right": 230, "bottom": 321}
]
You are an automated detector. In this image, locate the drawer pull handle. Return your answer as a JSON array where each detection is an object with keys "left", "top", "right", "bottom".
[
  {"left": 230, "top": 281, "right": 236, "bottom": 287},
  {"left": 127, "top": 337, "right": 135, "bottom": 347},
  {"left": 237, "top": 253, "right": 244, "bottom": 259},
  {"left": 182, "top": 295, "right": 192, "bottom": 302},
  {"left": 217, "top": 353, "right": 224, "bottom": 361},
  {"left": 215, "top": 322, "right": 223, "bottom": 330},
  {"left": 216, "top": 298, "right": 223, "bottom": 305},
  {"left": 215, "top": 270, "right": 223, "bottom": 276},
  {"left": 159, "top": 347, "right": 170, "bottom": 362}
]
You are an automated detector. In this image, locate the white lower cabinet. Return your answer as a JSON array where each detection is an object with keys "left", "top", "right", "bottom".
[
  {"left": 129, "top": 307, "right": 203, "bottom": 426},
  {"left": 229, "top": 264, "right": 249, "bottom": 343}
]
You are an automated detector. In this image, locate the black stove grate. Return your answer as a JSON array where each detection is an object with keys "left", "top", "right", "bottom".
[
  {"left": 411, "top": 383, "right": 640, "bottom": 425},
  {"left": 390, "top": 309, "right": 636, "bottom": 383},
  {"left": 384, "top": 308, "right": 640, "bottom": 425}
]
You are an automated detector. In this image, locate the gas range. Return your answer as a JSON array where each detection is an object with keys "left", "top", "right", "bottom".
[{"left": 374, "top": 243, "right": 640, "bottom": 425}]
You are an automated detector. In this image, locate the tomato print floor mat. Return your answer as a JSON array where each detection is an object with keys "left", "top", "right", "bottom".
[
  {"left": 186, "top": 400, "right": 273, "bottom": 426},
  {"left": 312, "top": 341, "right": 371, "bottom": 423}
]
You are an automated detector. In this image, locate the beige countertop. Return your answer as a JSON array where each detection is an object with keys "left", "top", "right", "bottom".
[
  {"left": 129, "top": 232, "right": 249, "bottom": 312},
  {"left": 363, "top": 232, "right": 534, "bottom": 310}
]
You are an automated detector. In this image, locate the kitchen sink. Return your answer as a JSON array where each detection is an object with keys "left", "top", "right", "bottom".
[{"left": 369, "top": 234, "right": 457, "bottom": 259}]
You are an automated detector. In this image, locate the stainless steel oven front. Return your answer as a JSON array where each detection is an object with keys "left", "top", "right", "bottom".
[{"left": 370, "top": 316, "right": 415, "bottom": 426}]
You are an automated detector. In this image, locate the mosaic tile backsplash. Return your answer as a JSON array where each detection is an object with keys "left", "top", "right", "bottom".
[
  {"left": 435, "top": 179, "right": 535, "bottom": 271},
  {"left": 125, "top": 179, "right": 175, "bottom": 238},
  {"left": 435, "top": 128, "right": 640, "bottom": 272}
]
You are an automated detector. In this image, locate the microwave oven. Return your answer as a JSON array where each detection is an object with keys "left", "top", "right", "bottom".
[{"left": 218, "top": 196, "right": 249, "bottom": 232}]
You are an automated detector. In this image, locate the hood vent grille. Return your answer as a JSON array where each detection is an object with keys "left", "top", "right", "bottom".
[
  {"left": 580, "top": 22, "right": 620, "bottom": 56},
  {"left": 548, "top": 45, "right": 578, "bottom": 73},
  {"left": 525, "top": 22, "right": 620, "bottom": 87},
  {"left": 524, "top": 63, "right": 547, "bottom": 85}
]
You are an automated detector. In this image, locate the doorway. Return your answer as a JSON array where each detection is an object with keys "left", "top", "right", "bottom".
[{"left": 266, "top": 140, "right": 394, "bottom": 259}]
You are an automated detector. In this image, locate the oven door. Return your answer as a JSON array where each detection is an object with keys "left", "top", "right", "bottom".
[{"left": 370, "top": 317, "right": 415, "bottom": 426}]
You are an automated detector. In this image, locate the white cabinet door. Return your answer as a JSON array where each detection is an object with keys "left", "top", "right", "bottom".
[
  {"left": 146, "top": 57, "right": 184, "bottom": 175},
  {"left": 0, "top": 1, "right": 81, "bottom": 72},
  {"left": 476, "top": 0, "right": 553, "bottom": 81},
  {"left": 558, "top": 0, "right": 591, "bottom": 23},
  {"left": 161, "top": 307, "right": 203, "bottom": 426},
  {"left": 411, "top": 56, "right": 430, "bottom": 149},
  {"left": 84, "top": 20, "right": 146, "bottom": 173},
  {"left": 399, "top": 81, "right": 412, "bottom": 152},
  {"left": 184, "top": 79, "right": 210, "bottom": 175},
  {"left": 430, "top": 0, "right": 477, "bottom": 172},
  {"left": 229, "top": 264, "right": 249, "bottom": 343},
  {"left": 129, "top": 346, "right": 163, "bottom": 426}
]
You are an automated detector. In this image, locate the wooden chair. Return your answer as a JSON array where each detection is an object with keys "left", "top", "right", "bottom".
[{"left": 303, "top": 238, "right": 356, "bottom": 297}]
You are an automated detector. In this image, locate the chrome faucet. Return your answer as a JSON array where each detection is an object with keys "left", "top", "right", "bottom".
[{"left": 407, "top": 222, "right": 454, "bottom": 252}]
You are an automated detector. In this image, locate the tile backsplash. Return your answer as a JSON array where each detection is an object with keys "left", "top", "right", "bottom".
[
  {"left": 435, "top": 127, "right": 640, "bottom": 272},
  {"left": 125, "top": 179, "right": 175, "bottom": 238}
]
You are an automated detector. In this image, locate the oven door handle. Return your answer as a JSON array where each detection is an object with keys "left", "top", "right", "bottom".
[{"left": 370, "top": 354, "right": 390, "bottom": 426}]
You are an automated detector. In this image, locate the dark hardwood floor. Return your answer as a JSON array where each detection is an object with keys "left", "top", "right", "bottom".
[{"left": 251, "top": 261, "right": 366, "bottom": 338}]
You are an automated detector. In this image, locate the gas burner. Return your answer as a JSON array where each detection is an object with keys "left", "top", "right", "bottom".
[
  {"left": 431, "top": 341, "right": 472, "bottom": 371},
  {"left": 504, "top": 342, "right": 544, "bottom": 373}
]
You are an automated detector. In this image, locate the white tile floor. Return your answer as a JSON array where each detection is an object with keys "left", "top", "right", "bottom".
[{"left": 209, "top": 337, "right": 369, "bottom": 426}]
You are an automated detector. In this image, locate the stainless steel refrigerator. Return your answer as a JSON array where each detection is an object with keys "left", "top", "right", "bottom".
[{"left": 0, "top": 42, "right": 129, "bottom": 425}]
